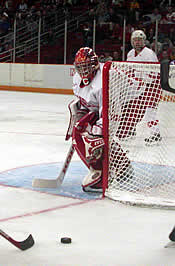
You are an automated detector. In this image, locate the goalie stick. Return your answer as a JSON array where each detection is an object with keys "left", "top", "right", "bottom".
[
  {"left": 0, "top": 229, "right": 34, "bottom": 251},
  {"left": 32, "top": 144, "right": 75, "bottom": 188}
]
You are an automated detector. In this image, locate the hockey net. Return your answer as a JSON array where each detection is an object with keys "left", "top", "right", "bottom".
[{"left": 102, "top": 61, "right": 175, "bottom": 208}]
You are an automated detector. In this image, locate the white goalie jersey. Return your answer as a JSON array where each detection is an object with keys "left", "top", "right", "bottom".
[{"left": 72, "top": 62, "right": 104, "bottom": 135}]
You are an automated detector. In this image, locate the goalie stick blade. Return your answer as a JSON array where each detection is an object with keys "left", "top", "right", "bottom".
[
  {"left": 32, "top": 144, "right": 75, "bottom": 189},
  {"left": 32, "top": 178, "right": 59, "bottom": 188}
]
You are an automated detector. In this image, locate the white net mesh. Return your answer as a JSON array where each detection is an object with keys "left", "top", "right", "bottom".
[{"left": 104, "top": 61, "right": 175, "bottom": 208}]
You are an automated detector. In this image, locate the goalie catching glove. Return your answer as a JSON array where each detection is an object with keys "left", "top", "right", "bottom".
[{"left": 65, "top": 98, "right": 88, "bottom": 141}]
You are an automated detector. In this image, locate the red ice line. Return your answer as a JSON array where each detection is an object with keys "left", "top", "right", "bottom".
[{"left": 0, "top": 199, "right": 101, "bottom": 222}]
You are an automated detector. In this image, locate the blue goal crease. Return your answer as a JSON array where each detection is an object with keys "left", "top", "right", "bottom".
[{"left": 0, "top": 161, "right": 101, "bottom": 200}]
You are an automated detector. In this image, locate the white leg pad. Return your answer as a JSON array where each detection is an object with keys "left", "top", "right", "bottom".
[{"left": 82, "top": 167, "right": 102, "bottom": 188}]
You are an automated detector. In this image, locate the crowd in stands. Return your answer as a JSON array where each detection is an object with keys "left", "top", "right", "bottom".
[
  {"left": 0, "top": 0, "right": 174, "bottom": 63},
  {"left": 84, "top": 0, "right": 175, "bottom": 62}
]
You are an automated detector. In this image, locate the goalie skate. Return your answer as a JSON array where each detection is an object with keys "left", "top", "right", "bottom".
[
  {"left": 82, "top": 167, "right": 102, "bottom": 193},
  {"left": 144, "top": 133, "right": 162, "bottom": 146},
  {"left": 82, "top": 179, "right": 102, "bottom": 193}
]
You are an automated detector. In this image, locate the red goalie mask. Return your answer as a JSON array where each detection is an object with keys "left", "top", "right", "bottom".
[{"left": 74, "top": 47, "right": 99, "bottom": 86}]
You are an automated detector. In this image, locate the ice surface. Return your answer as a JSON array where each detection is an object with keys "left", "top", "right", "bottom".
[{"left": 0, "top": 91, "right": 175, "bottom": 266}]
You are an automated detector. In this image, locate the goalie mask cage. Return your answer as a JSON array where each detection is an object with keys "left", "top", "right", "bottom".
[{"left": 102, "top": 61, "right": 175, "bottom": 209}]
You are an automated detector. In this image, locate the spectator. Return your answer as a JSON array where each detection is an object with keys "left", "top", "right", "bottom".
[
  {"left": 128, "top": 0, "right": 140, "bottom": 24},
  {"left": 165, "top": 6, "right": 175, "bottom": 24},
  {"left": 63, "top": 0, "right": 72, "bottom": 16},
  {"left": 159, "top": 50, "right": 170, "bottom": 62},
  {"left": 95, "top": 2, "right": 110, "bottom": 26},
  {"left": 125, "top": 24, "right": 134, "bottom": 44},
  {"left": 17, "top": 0, "right": 28, "bottom": 12},
  {"left": 108, "top": 6, "right": 122, "bottom": 25},
  {"left": 46, "top": 28, "right": 56, "bottom": 45},
  {"left": 88, "top": 0, "right": 99, "bottom": 9},
  {"left": 16, "top": 0, "right": 28, "bottom": 20},
  {"left": 26, "top": 5, "right": 37, "bottom": 19},
  {"left": 3, "top": 0, "right": 15, "bottom": 20},
  {"left": 0, "top": 13, "right": 10, "bottom": 36},
  {"left": 99, "top": 51, "right": 113, "bottom": 62},
  {"left": 146, "top": 28, "right": 155, "bottom": 45},
  {"left": 159, "top": 14, "right": 169, "bottom": 24},
  {"left": 88, "top": 7, "right": 96, "bottom": 22},
  {"left": 142, "top": 7, "right": 162, "bottom": 25},
  {"left": 4, "top": 40, "right": 12, "bottom": 53},
  {"left": 111, "top": 22, "right": 122, "bottom": 40},
  {"left": 150, "top": 8, "right": 162, "bottom": 23},
  {"left": 150, "top": 37, "right": 162, "bottom": 56},
  {"left": 162, "top": 37, "right": 173, "bottom": 51},
  {"left": 111, "top": 0, "right": 123, "bottom": 8},
  {"left": 168, "top": 27, "right": 175, "bottom": 46},
  {"left": 158, "top": 39, "right": 172, "bottom": 61},
  {"left": 98, "top": 53, "right": 105, "bottom": 62},
  {"left": 103, "top": 51, "right": 113, "bottom": 61},
  {"left": 112, "top": 50, "right": 121, "bottom": 61},
  {"left": 169, "top": 46, "right": 175, "bottom": 62},
  {"left": 82, "top": 23, "right": 93, "bottom": 47},
  {"left": 0, "top": 39, "right": 5, "bottom": 53}
]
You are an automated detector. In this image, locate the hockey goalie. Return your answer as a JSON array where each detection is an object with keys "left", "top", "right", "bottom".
[{"left": 66, "top": 47, "right": 133, "bottom": 193}]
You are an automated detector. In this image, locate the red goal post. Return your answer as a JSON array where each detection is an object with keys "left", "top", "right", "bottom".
[{"left": 102, "top": 60, "right": 175, "bottom": 208}]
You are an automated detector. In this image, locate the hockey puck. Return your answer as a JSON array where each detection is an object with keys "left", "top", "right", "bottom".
[{"left": 60, "top": 237, "right": 72, "bottom": 244}]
